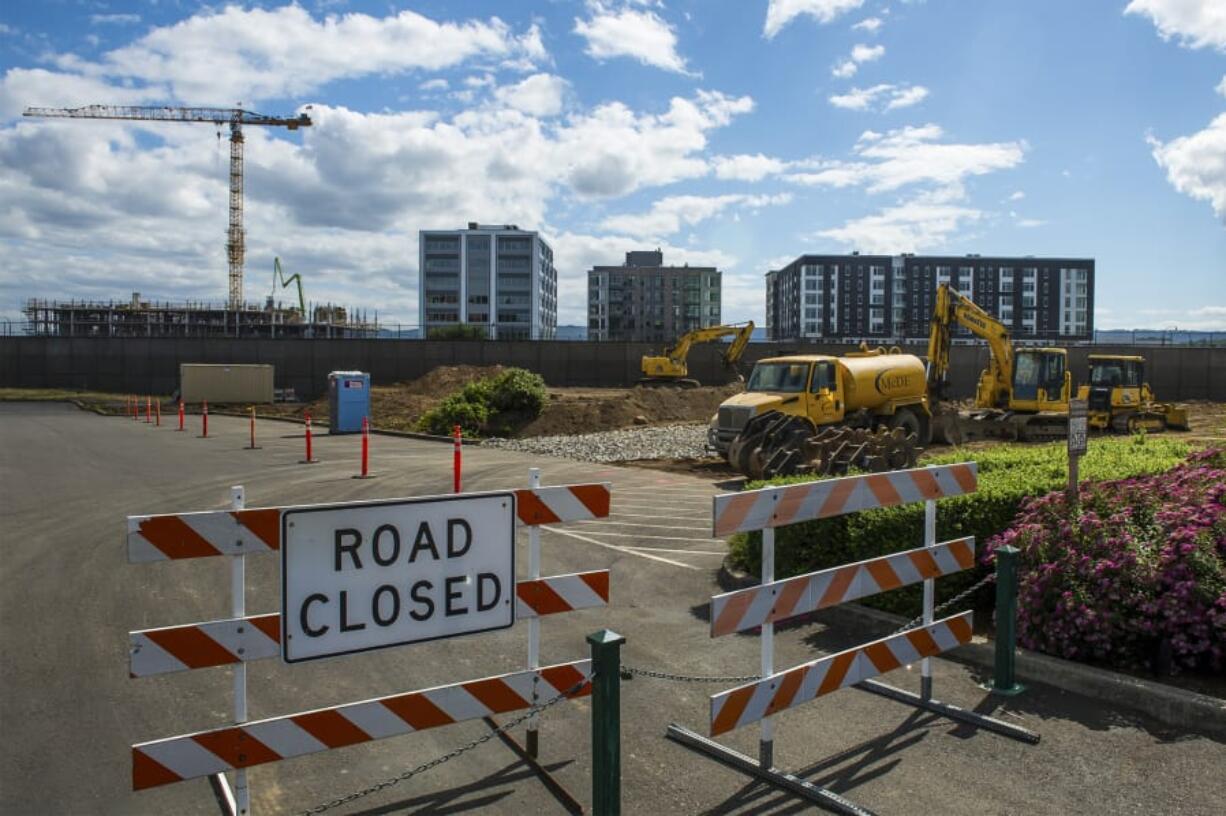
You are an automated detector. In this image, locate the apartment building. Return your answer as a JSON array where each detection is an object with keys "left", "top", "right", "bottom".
[
  {"left": 418, "top": 223, "right": 557, "bottom": 340},
  {"left": 765, "top": 253, "right": 1094, "bottom": 342},
  {"left": 587, "top": 250, "right": 721, "bottom": 342}
]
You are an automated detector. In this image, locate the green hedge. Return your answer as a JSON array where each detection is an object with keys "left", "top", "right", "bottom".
[
  {"left": 418, "top": 367, "right": 547, "bottom": 437},
  {"left": 726, "top": 435, "right": 1193, "bottom": 617}
]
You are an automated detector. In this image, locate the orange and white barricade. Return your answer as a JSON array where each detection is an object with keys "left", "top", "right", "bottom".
[
  {"left": 126, "top": 475, "right": 613, "bottom": 812},
  {"left": 667, "top": 463, "right": 1037, "bottom": 814}
]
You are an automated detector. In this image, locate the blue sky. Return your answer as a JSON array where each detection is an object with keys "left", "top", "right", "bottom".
[{"left": 0, "top": 0, "right": 1222, "bottom": 330}]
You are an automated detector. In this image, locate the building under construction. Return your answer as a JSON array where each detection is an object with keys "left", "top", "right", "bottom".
[{"left": 24, "top": 294, "right": 379, "bottom": 338}]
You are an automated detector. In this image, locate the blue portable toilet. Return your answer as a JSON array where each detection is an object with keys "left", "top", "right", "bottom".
[{"left": 328, "top": 371, "right": 370, "bottom": 434}]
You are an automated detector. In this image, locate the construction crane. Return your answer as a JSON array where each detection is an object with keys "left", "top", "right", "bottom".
[
  {"left": 640, "top": 321, "right": 755, "bottom": 387},
  {"left": 22, "top": 105, "right": 312, "bottom": 310}
]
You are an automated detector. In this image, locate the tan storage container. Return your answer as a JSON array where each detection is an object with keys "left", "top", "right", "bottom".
[{"left": 180, "top": 364, "right": 274, "bottom": 404}]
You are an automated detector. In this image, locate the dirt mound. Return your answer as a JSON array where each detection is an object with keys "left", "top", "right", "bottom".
[
  {"left": 398, "top": 365, "right": 506, "bottom": 399},
  {"left": 516, "top": 383, "right": 743, "bottom": 437}
]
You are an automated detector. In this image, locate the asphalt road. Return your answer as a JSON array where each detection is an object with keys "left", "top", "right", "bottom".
[{"left": 1, "top": 402, "right": 1223, "bottom": 816}]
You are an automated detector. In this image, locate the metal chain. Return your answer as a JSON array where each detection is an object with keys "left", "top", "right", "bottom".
[
  {"left": 892, "top": 572, "right": 996, "bottom": 635},
  {"left": 620, "top": 665, "right": 762, "bottom": 683},
  {"left": 297, "top": 672, "right": 592, "bottom": 816}
]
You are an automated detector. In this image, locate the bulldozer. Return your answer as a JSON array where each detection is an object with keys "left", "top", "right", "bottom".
[
  {"left": 640, "top": 321, "right": 754, "bottom": 387},
  {"left": 1078, "top": 355, "right": 1189, "bottom": 433},
  {"left": 927, "top": 284, "right": 1072, "bottom": 443},
  {"left": 711, "top": 345, "right": 931, "bottom": 480}
]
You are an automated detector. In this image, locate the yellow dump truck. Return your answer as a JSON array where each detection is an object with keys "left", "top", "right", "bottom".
[{"left": 710, "top": 346, "right": 930, "bottom": 479}]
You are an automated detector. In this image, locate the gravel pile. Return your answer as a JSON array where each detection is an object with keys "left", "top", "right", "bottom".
[{"left": 483, "top": 423, "right": 710, "bottom": 463}]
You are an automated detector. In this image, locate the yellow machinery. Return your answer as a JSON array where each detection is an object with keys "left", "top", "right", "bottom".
[
  {"left": 927, "top": 283, "right": 1071, "bottom": 442},
  {"left": 1078, "top": 355, "right": 1189, "bottom": 432},
  {"left": 712, "top": 346, "right": 931, "bottom": 479},
  {"left": 640, "top": 321, "right": 754, "bottom": 386}
]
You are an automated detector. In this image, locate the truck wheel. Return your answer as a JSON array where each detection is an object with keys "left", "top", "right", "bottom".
[{"left": 889, "top": 408, "right": 921, "bottom": 440}]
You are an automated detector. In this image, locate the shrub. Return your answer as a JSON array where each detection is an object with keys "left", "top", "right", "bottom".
[
  {"left": 418, "top": 394, "right": 489, "bottom": 436},
  {"left": 415, "top": 367, "right": 546, "bottom": 437},
  {"left": 487, "top": 368, "right": 547, "bottom": 414},
  {"left": 982, "top": 448, "right": 1226, "bottom": 673},
  {"left": 427, "top": 324, "right": 488, "bottom": 340},
  {"left": 726, "top": 436, "right": 1192, "bottom": 618}
]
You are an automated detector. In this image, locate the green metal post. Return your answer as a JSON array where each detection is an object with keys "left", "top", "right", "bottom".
[
  {"left": 991, "top": 546, "right": 1025, "bottom": 696},
  {"left": 588, "top": 629, "right": 625, "bottom": 816}
]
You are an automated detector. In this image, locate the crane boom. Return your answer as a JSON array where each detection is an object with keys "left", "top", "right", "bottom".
[
  {"left": 22, "top": 105, "right": 311, "bottom": 309},
  {"left": 271, "top": 257, "right": 306, "bottom": 314},
  {"left": 641, "top": 321, "right": 756, "bottom": 383},
  {"left": 927, "top": 283, "right": 1013, "bottom": 407}
]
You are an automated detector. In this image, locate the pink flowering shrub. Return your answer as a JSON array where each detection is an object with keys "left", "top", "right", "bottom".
[{"left": 984, "top": 448, "right": 1226, "bottom": 673}]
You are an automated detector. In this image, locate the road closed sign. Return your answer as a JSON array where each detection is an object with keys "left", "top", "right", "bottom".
[{"left": 281, "top": 492, "right": 516, "bottom": 663}]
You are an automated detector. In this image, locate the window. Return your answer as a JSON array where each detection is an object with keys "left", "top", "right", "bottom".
[
  {"left": 805, "top": 294, "right": 817, "bottom": 305},
  {"left": 810, "top": 362, "right": 836, "bottom": 393}
]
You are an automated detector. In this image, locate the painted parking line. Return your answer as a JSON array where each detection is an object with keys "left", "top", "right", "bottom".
[
  {"left": 541, "top": 526, "right": 698, "bottom": 570},
  {"left": 556, "top": 529, "right": 715, "bottom": 543},
  {"left": 624, "top": 546, "right": 726, "bottom": 556},
  {"left": 613, "top": 503, "right": 711, "bottom": 515},
  {"left": 574, "top": 519, "right": 710, "bottom": 532}
]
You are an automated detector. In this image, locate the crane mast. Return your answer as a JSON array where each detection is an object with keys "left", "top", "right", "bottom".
[{"left": 23, "top": 105, "right": 311, "bottom": 310}]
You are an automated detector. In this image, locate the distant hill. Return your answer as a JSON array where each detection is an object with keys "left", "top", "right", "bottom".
[{"left": 1093, "top": 329, "right": 1224, "bottom": 346}]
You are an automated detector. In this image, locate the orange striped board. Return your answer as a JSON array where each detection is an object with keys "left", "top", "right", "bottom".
[
  {"left": 131, "top": 660, "right": 592, "bottom": 790},
  {"left": 128, "top": 484, "right": 612, "bottom": 562},
  {"left": 709, "top": 538, "right": 975, "bottom": 637},
  {"left": 129, "top": 571, "right": 611, "bottom": 677},
  {"left": 709, "top": 612, "right": 973, "bottom": 736},
  {"left": 514, "top": 483, "right": 611, "bottom": 525},
  {"left": 712, "top": 463, "right": 978, "bottom": 537}
]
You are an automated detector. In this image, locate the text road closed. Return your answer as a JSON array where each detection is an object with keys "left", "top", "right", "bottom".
[{"left": 281, "top": 492, "right": 516, "bottom": 662}]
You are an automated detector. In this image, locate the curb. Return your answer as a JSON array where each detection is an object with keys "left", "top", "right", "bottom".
[{"left": 718, "top": 556, "right": 1226, "bottom": 738}]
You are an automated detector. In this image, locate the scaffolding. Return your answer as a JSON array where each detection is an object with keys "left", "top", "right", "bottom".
[{"left": 22, "top": 294, "right": 379, "bottom": 339}]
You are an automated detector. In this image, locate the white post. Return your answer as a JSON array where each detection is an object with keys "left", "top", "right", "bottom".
[
  {"left": 921, "top": 498, "right": 936, "bottom": 701},
  {"left": 231, "top": 486, "right": 250, "bottom": 816},
  {"left": 526, "top": 468, "right": 542, "bottom": 758},
  {"left": 759, "top": 526, "right": 775, "bottom": 769}
]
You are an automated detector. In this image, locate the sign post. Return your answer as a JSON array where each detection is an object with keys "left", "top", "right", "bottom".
[
  {"left": 1067, "top": 399, "right": 1087, "bottom": 506},
  {"left": 281, "top": 492, "right": 517, "bottom": 663}
]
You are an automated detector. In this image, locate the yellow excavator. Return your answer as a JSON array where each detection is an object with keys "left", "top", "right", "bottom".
[
  {"left": 927, "top": 283, "right": 1072, "bottom": 442},
  {"left": 640, "top": 321, "right": 755, "bottom": 387},
  {"left": 1079, "top": 355, "right": 1189, "bottom": 432}
]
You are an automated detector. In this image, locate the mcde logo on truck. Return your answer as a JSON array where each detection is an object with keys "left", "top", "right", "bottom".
[{"left": 281, "top": 492, "right": 516, "bottom": 662}]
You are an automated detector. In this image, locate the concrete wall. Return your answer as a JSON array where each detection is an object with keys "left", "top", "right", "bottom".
[{"left": 1, "top": 337, "right": 1223, "bottom": 402}]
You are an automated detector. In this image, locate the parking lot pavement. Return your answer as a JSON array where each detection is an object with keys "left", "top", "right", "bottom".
[{"left": 2, "top": 402, "right": 1224, "bottom": 815}]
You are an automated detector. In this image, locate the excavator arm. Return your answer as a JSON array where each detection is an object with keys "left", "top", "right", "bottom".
[
  {"left": 641, "top": 321, "right": 755, "bottom": 381},
  {"left": 927, "top": 284, "right": 1013, "bottom": 408}
]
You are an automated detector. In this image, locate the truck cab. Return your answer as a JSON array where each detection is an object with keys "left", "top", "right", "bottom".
[
  {"left": 708, "top": 351, "right": 928, "bottom": 456},
  {"left": 1007, "top": 348, "right": 1071, "bottom": 413}
]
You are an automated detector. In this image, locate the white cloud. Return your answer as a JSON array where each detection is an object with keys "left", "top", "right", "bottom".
[
  {"left": 829, "top": 83, "right": 929, "bottom": 111},
  {"left": 419, "top": 78, "right": 449, "bottom": 92},
  {"left": 852, "top": 17, "right": 883, "bottom": 33},
  {"left": 493, "top": 73, "right": 569, "bottom": 117},
  {"left": 1147, "top": 112, "right": 1226, "bottom": 221},
  {"left": 788, "top": 124, "right": 1026, "bottom": 193},
  {"left": 818, "top": 196, "right": 983, "bottom": 253},
  {"left": 599, "top": 193, "right": 792, "bottom": 236},
  {"left": 1125, "top": 0, "right": 1226, "bottom": 51},
  {"left": 1015, "top": 218, "right": 1045, "bottom": 228},
  {"left": 573, "top": 3, "right": 693, "bottom": 75},
  {"left": 42, "top": 5, "right": 548, "bottom": 105},
  {"left": 1218, "top": 74, "right": 1226, "bottom": 96},
  {"left": 830, "top": 43, "right": 884, "bottom": 77},
  {"left": 764, "top": 0, "right": 865, "bottom": 38},
  {"left": 0, "top": 68, "right": 162, "bottom": 118},
  {"left": 90, "top": 14, "right": 141, "bottom": 25},
  {"left": 712, "top": 153, "right": 788, "bottom": 181},
  {"left": 0, "top": 86, "right": 755, "bottom": 323},
  {"left": 1008, "top": 190, "right": 1025, "bottom": 201}
]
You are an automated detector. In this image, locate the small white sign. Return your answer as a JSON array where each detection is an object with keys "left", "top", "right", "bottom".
[
  {"left": 281, "top": 492, "right": 516, "bottom": 663},
  {"left": 1068, "top": 399, "right": 1088, "bottom": 456}
]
